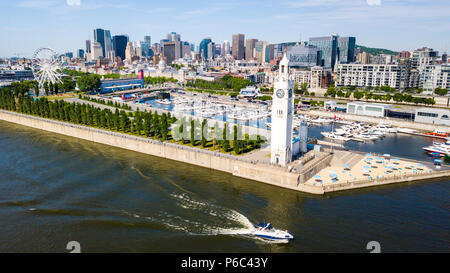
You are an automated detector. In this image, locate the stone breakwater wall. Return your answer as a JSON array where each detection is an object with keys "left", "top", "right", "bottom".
[
  {"left": 322, "top": 170, "right": 450, "bottom": 193},
  {"left": 0, "top": 110, "right": 323, "bottom": 194}
]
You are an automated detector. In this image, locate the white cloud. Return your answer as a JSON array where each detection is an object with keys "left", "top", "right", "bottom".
[
  {"left": 66, "top": 0, "right": 81, "bottom": 6},
  {"left": 367, "top": 0, "right": 381, "bottom": 6}
]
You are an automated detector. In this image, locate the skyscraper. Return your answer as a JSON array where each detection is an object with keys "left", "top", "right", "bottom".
[
  {"left": 144, "top": 36, "right": 151, "bottom": 45},
  {"left": 207, "top": 42, "right": 216, "bottom": 60},
  {"left": 182, "top": 42, "right": 191, "bottom": 58},
  {"left": 232, "top": 34, "right": 245, "bottom": 60},
  {"left": 91, "top": 41, "right": 103, "bottom": 60},
  {"left": 104, "top": 30, "right": 112, "bottom": 59},
  {"left": 337, "top": 37, "right": 356, "bottom": 64},
  {"left": 254, "top": 41, "right": 269, "bottom": 64},
  {"left": 125, "top": 42, "right": 135, "bottom": 63},
  {"left": 112, "top": 35, "right": 129, "bottom": 61},
  {"left": 222, "top": 41, "right": 230, "bottom": 56},
  {"left": 215, "top": 44, "right": 222, "bottom": 56},
  {"left": 286, "top": 44, "right": 319, "bottom": 68},
  {"left": 77, "top": 49, "right": 85, "bottom": 59},
  {"left": 167, "top": 32, "right": 181, "bottom": 42},
  {"left": 163, "top": 41, "right": 176, "bottom": 63},
  {"left": 245, "top": 38, "right": 258, "bottom": 61},
  {"left": 309, "top": 35, "right": 338, "bottom": 68},
  {"left": 86, "top": 40, "right": 91, "bottom": 54},
  {"left": 199, "top": 38, "right": 212, "bottom": 60},
  {"left": 93, "top": 28, "right": 113, "bottom": 59},
  {"left": 94, "top": 29, "right": 106, "bottom": 57}
]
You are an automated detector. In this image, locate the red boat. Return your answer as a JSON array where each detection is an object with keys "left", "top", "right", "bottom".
[{"left": 425, "top": 130, "right": 448, "bottom": 138}]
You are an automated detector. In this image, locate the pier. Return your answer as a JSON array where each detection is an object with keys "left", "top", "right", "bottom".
[{"left": 1, "top": 109, "right": 449, "bottom": 195}]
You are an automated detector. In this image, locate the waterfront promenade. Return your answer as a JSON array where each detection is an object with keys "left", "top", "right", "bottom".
[{"left": 1, "top": 109, "right": 449, "bottom": 195}]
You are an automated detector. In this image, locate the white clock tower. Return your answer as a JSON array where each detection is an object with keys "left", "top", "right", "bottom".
[{"left": 271, "top": 54, "right": 294, "bottom": 166}]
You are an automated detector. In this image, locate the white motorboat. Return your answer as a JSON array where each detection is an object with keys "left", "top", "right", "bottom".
[
  {"left": 252, "top": 222, "right": 294, "bottom": 242},
  {"left": 377, "top": 123, "right": 398, "bottom": 133},
  {"left": 155, "top": 99, "right": 172, "bottom": 105},
  {"left": 398, "top": 128, "right": 417, "bottom": 134},
  {"left": 311, "top": 117, "right": 333, "bottom": 124},
  {"left": 354, "top": 133, "right": 379, "bottom": 141},
  {"left": 422, "top": 141, "right": 450, "bottom": 156},
  {"left": 321, "top": 132, "right": 351, "bottom": 142}
]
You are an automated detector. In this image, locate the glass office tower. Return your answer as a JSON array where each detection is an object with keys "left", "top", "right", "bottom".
[{"left": 309, "top": 35, "right": 338, "bottom": 68}]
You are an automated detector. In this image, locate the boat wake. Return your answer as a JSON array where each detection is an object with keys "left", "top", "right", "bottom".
[{"left": 124, "top": 166, "right": 289, "bottom": 244}]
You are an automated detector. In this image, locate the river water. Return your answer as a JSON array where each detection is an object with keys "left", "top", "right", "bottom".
[{"left": 0, "top": 120, "right": 448, "bottom": 253}]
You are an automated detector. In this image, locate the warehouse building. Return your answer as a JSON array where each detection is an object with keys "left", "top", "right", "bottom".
[
  {"left": 346, "top": 102, "right": 392, "bottom": 117},
  {"left": 414, "top": 108, "right": 450, "bottom": 125}
]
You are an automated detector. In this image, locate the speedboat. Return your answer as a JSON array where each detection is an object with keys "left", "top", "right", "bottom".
[{"left": 252, "top": 222, "right": 294, "bottom": 242}]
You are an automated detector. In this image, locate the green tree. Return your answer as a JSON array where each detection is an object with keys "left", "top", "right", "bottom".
[
  {"left": 353, "top": 91, "right": 364, "bottom": 100},
  {"left": 190, "top": 119, "right": 195, "bottom": 146},
  {"left": 434, "top": 87, "right": 448, "bottom": 96},
  {"left": 222, "top": 123, "right": 229, "bottom": 152},
  {"left": 77, "top": 74, "right": 102, "bottom": 93},
  {"left": 201, "top": 119, "right": 207, "bottom": 148}
]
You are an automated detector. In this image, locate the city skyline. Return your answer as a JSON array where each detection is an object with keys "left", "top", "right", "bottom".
[{"left": 1, "top": 0, "right": 449, "bottom": 57}]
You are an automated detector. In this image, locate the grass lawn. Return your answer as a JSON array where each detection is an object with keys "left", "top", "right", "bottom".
[{"left": 40, "top": 92, "right": 76, "bottom": 101}]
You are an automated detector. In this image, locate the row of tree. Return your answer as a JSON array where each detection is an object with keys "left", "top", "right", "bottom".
[
  {"left": 0, "top": 87, "right": 176, "bottom": 140},
  {"left": 0, "top": 86, "right": 265, "bottom": 155},
  {"left": 173, "top": 117, "right": 264, "bottom": 154},
  {"left": 144, "top": 76, "right": 178, "bottom": 85},
  {"left": 330, "top": 85, "right": 448, "bottom": 96},
  {"left": 325, "top": 87, "right": 436, "bottom": 105},
  {"left": 79, "top": 95, "right": 132, "bottom": 111}
]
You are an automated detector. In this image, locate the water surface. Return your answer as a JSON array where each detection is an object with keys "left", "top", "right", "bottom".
[{"left": 0, "top": 120, "right": 448, "bottom": 253}]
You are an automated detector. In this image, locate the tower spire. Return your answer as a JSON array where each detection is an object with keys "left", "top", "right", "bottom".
[{"left": 279, "top": 53, "right": 290, "bottom": 80}]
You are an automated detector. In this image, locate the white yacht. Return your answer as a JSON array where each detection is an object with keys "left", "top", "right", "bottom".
[
  {"left": 398, "top": 128, "right": 417, "bottom": 134},
  {"left": 354, "top": 133, "right": 379, "bottom": 141},
  {"left": 321, "top": 132, "right": 351, "bottom": 142},
  {"left": 252, "top": 222, "right": 294, "bottom": 242},
  {"left": 377, "top": 123, "right": 398, "bottom": 133},
  {"left": 311, "top": 117, "right": 333, "bottom": 124},
  {"left": 154, "top": 99, "right": 171, "bottom": 105},
  {"left": 423, "top": 141, "right": 450, "bottom": 156}
]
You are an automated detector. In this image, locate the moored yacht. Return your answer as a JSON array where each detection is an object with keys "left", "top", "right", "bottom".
[
  {"left": 423, "top": 141, "right": 450, "bottom": 156},
  {"left": 321, "top": 132, "right": 351, "bottom": 142}
]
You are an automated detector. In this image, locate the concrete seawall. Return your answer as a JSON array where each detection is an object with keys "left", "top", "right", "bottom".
[
  {"left": 1, "top": 110, "right": 448, "bottom": 195},
  {"left": 0, "top": 110, "right": 323, "bottom": 194},
  {"left": 322, "top": 170, "right": 450, "bottom": 193}
]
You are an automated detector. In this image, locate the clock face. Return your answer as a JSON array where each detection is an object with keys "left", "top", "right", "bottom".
[
  {"left": 276, "top": 89, "right": 285, "bottom": 99},
  {"left": 288, "top": 89, "right": 293, "bottom": 97}
]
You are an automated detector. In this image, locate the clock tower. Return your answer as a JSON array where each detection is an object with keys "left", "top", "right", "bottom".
[{"left": 271, "top": 54, "right": 294, "bottom": 166}]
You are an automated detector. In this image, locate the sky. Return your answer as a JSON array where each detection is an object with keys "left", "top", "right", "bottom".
[{"left": 1, "top": 0, "right": 449, "bottom": 58}]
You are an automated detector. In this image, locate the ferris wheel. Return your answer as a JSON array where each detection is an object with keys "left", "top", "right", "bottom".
[{"left": 31, "top": 47, "right": 63, "bottom": 90}]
